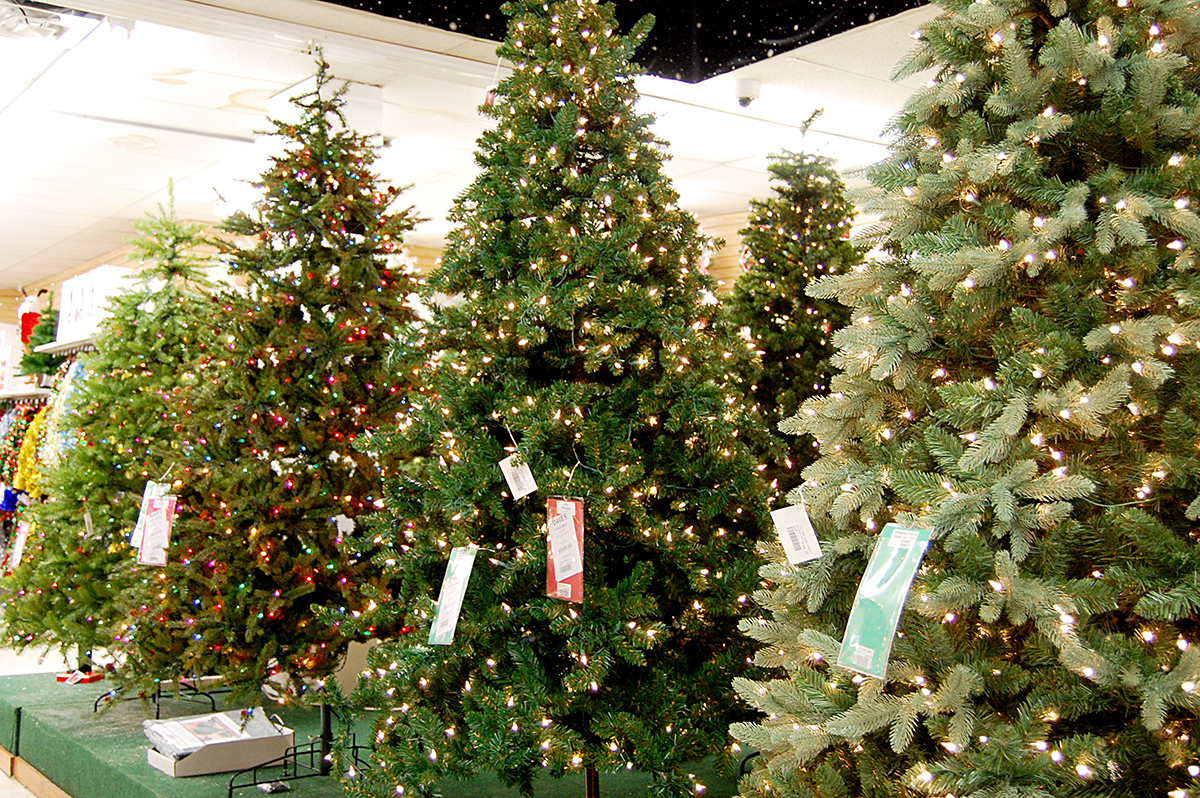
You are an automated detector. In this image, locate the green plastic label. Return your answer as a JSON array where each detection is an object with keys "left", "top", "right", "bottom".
[
  {"left": 428, "top": 546, "right": 478, "bottom": 646},
  {"left": 837, "top": 523, "right": 932, "bottom": 679}
]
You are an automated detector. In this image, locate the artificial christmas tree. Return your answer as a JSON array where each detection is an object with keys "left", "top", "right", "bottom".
[
  {"left": 1, "top": 190, "right": 220, "bottom": 669},
  {"left": 725, "top": 150, "right": 860, "bottom": 476},
  {"left": 18, "top": 302, "right": 63, "bottom": 381},
  {"left": 733, "top": 0, "right": 1200, "bottom": 796},
  {"left": 337, "top": 2, "right": 778, "bottom": 797},
  {"left": 111, "top": 60, "right": 423, "bottom": 702}
]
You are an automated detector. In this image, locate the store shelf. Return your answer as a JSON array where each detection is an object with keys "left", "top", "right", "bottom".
[
  {"left": 33, "top": 336, "right": 95, "bottom": 356},
  {"left": 0, "top": 387, "right": 51, "bottom": 400}
]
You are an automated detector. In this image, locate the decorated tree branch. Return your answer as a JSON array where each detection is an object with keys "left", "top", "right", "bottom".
[
  {"left": 336, "top": 2, "right": 779, "bottom": 796},
  {"left": 734, "top": 0, "right": 1200, "bottom": 796},
  {"left": 726, "top": 149, "right": 860, "bottom": 478},
  {"left": 2, "top": 188, "right": 221, "bottom": 668},
  {"left": 111, "top": 59, "right": 424, "bottom": 703}
]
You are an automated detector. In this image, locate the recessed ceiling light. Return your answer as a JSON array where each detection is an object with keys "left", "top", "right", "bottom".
[{"left": 103, "top": 135, "right": 158, "bottom": 149}]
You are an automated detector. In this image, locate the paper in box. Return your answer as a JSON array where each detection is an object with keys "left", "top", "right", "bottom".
[{"left": 144, "top": 709, "right": 293, "bottom": 777}]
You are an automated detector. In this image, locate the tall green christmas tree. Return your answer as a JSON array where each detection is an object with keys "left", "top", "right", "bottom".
[
  {"left": 111, "top": 59, "right": 423, "bottom": 702},
  {"left": 2, "top": 189, "right": 220, "bottom": 668},
  {"left": 725, "top": 150, "right": 860, "bottom": 477},
  {"left": 337, "top": 2, "right": 777, "bottom": 796},
  {"left": 733, "top": 0, "right": 1200, "bottom": 796}
]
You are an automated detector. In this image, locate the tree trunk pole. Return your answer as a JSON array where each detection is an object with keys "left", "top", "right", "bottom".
[
  {"left": 585, "top": 766, "right": 600, "bottom": 798},
  {"left": 320, "top": 702, "right": 333, "bottom": 776}
]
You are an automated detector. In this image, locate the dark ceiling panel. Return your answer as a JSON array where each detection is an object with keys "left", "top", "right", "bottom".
[{"left": 320, "top": 0, "right": 928, "bottom": 82}]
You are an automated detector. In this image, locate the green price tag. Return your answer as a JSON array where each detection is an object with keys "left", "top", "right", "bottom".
[
  {"left": 429, "top": 546, "right": 478, "bottom": 646},
  {"left": 837, "top": 523, "right": 932, "bottom": 679}
]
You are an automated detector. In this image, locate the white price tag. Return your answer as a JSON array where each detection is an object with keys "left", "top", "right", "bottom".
[
  {"left": 499, "top": 455, "right": 538, "bottom": 500},
  {"left": 769, "top": 502, "right": 822, "bottom": 564},
  {"left": 131, "top": 481, "right": 170, "bottom": 548},
  {"left": 6, "top": 521, "right": 28, "bottom": 571},
  {"left": 887, "top": 526, "right": 920, "bottom": 548},
  {"left": 83, "top": 511, "right": 94, "bottom": 538},
  {"left": 548, "top": 512, "right": 583, "bottom": 580},
  {"left": 851, "top": 643, "right": 875, "bottom": 669},
  {"left": 137, "top": 496, "right": 176, "bottom": 566}
]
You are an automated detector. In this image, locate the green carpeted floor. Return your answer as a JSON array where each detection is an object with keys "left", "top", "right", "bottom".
[{"left": 0, "top": 674, "right": 744, "bottom": 798}]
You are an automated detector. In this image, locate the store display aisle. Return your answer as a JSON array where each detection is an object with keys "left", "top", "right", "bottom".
[
  {"left": 0, "top": 646, "right": 742, "bottom": 798},
  {"left": 0, "top": 646, "right": 63, "bottom": 798},
  {"left": 0, "top": 665, "right": 346, "bottom": 798}
]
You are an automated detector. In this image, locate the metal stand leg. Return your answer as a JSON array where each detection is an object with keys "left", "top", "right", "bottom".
[{"left": 319, "top": 703, "right": 332, "bottom": 776}]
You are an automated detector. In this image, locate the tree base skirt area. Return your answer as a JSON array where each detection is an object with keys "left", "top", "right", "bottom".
[{"left": 0, "top": 673, "right": 743, "bottom": 798}]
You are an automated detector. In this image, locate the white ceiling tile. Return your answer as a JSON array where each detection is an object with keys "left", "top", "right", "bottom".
[{"left": 0, "top": 0, "right": 919, "bottom": 289}]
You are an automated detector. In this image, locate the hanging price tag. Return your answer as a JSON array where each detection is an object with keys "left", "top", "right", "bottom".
[
  {"left": 429, "top": 546, "right": 478, "bottom": 645},
  {"left": 5, "top": 521, "right": 28, "bottom": 572},
  {"left": 546, "top": 497, "right": 583, "bottom": 602},
  {"left": 770, "top": 502, "right": 822, "bottom": 564},
  {"left": 130, "top": 481, "right": 170, "bottom": 548},
  {"left": 499, "top": 454, "right": 538, "bottom": 500},
  {"left": 837, "top": 523, "right": 932, "bottom": 679},
  {"left": 83, "top": 510, "right": 94, "bottom": 538},
  {"left": 137, "top": 496, "right": 177, "bottom": 566}
]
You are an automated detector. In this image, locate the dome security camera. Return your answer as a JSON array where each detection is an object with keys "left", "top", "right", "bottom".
[{"left": 735, "top": 78, "right": 761, "bottom": 108}]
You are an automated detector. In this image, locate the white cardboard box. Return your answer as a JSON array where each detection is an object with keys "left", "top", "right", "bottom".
[{"left": 146, "top": 719, "right": 294, "bottom": 777}]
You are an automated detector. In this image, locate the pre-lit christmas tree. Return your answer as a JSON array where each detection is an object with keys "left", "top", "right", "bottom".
[
  {"left": 112, "top": 60, "right": 423, "bottom": 702},
  {"left": 337, "top": 2, "right": 777, "bottom": 796},
  {"left": 1, "top": 190, "right": 219, "bottom": 669},
  {"left": 733, "top": 0, "right": 1200, "bottom": 796},
  {"left": 726, "top": 150, "right": 860, "bottom": 475}
]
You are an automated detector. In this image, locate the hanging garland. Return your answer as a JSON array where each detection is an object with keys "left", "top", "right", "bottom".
[{"left": 13, "top": 407, "right": 48, "bottom": 498}]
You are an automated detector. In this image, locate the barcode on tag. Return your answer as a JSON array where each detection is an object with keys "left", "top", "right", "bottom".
[
  {"left": 557, "top": 583, "right": 572, "bottom": 599},
  {"left": 769, "top": 502, "right": 822, "bottom": 564},
  {"left": 852, "top": 644, "right": 874, "bottom": 669},
  {"left": 499, "top": 455, "right": 538, "bottom": 499},
  {"left": 784, "top": 524, "right": 815, "bottom": 558}
]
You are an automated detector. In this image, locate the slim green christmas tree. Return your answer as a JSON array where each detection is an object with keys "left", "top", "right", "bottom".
[
  {"left": 733, "top": 0, "right": 1200, "bottom": 796},
  {"left": 726, "top": 150, "right": 860, "bottom": 477},
  {"left": 1, "top": 190, "right": 219, "bottom": 669},
  {"left": 111, "top": 60, "right": 423, "bottom": 702},
  {"left": 337, "top": 2, "right": 776, "bottom": 796},
  {"left": 18, "top": 305, "right": 64, "bottom": 380}
]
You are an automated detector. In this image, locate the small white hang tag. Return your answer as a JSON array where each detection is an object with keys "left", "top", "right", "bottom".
[
  {"left": 130, "top": 481, "right": 170, "bottom": 548},
  {"left": 499, "top": 454, "right": 538, "bottom": 499},
  {"left": 429, "top": 546, "right": 478, "bottom": 645},
  {"left": 332, "top": 514, "right": 356, "bottom": 535},
  {"left": 770, "top": 502, "right": 822, "bottom": 564},
  {"left": 137, "top": 495, "right": 177, "bottom": 567},
  {"left": 83, "top": 511, "right": 94, "bottom": 538},
  {"left": 5, "top": 521, "right": 29, "bottom": 572}
]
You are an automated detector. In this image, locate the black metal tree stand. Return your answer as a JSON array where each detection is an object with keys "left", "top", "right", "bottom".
[{"left": 227, "top": 703, "right": 370, "bottom": 798}]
